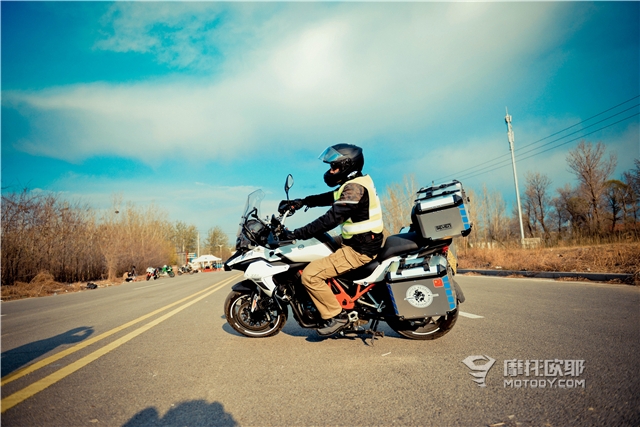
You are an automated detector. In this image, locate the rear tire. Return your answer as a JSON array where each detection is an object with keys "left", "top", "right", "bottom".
[
  {"left": 224, "top": 291, "right": 287, "bottom": 338},
  {"left": 387, "top": 309, "right": 459, "bottom": 340}
]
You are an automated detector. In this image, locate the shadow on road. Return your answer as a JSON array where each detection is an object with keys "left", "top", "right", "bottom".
[
  {"left": 1, "top": 326, "right": 94, "bottom": 376},
  {"left": 221, "top": 316, "right": 402, "bottom": 345},
  {"left": 122, "top": 400, "right": 237, "bottom": 427}
]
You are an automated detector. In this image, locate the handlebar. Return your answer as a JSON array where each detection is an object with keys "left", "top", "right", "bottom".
[{"left": 266, "top": 230, "right": 296, "bottom": 249}]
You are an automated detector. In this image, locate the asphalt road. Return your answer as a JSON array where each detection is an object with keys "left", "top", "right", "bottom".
[{"left": 1, "top": 272, "right": 638, "bottom": 426}]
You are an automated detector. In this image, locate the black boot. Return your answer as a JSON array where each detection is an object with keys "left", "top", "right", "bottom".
[{"left": 317, "top": 311, "right": 348, "bottom": 336}]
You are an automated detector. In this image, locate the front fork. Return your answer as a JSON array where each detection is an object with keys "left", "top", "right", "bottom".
[
  {"left": 249, "top": 290, "right": 281, "bottom": 324},
  {"left": 250, "top": 292, "right": 259, "bottom": 313}
]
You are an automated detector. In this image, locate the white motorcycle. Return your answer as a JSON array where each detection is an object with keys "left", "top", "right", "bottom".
[{"left": 224, "top": 175, "right": 470, "bottom": 340}]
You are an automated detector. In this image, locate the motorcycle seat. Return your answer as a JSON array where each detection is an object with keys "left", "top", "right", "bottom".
[
  {"left": 376, "top": 232, "right": 422, "bottom": 260},
  {"left": 338, "top": 260, "right": 380, "bottom": 281},
  {"left": 335, "top": 233, "right": 451, "bottom": 282},
  {"left": 337, "top": 233, "right": 422, "bottom": 281}
]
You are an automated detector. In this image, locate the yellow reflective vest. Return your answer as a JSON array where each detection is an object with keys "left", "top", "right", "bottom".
[{"left": 333, "top": 175, "right": 384, "bottom": 239}]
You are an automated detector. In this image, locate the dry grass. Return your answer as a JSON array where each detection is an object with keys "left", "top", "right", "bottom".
[
  {"left": 0, "top": 271, "right": 135, "bottom": 302},
  {"left": 458, "top": 242, "right": 640, "bottom": 285}
]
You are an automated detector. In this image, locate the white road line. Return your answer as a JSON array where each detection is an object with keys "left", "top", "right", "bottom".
[
  {"left": 133, "top": 283, "right": 165, "bottom": 290},
  {"left": 460, "top": 311, "right": 484, "bottom": 319}
]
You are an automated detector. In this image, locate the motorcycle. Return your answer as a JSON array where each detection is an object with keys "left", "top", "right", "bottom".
[
  {"left": 224, "top": 175, "right": 469, "bottom": 341},
  {"left": 146, "top": 267, "right": 159, "bottom": 281},
  {"left": 177, "top": 264, "right": 195, "bottom": 275},
  {"left": 159, "top": 265, "right": 175, "bottom": 278}
]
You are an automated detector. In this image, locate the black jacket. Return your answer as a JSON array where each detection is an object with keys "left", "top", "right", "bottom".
[{"left": 293, "top": 175, "right": 383, "bottom": 257}]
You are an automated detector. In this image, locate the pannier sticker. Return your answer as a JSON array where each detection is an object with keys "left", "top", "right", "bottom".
[
  {"left": 433, "top": 278, "right": 444, "bottom": 287},
  {"left": 435, "top": 223, "right": 452, "bottom": 231},
  {"left": 405, "top": 284, "right": 438, "bottom": 308}
]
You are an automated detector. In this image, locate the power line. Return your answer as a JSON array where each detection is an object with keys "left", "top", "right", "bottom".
[
  {"left": 457, "top": 111, "right": 639, "bottom": 182},
  {"left": 382, "top": 99, "right": 639, "bottom": 217},
  {"left": 435, "top": 95, "right": 640, "bottom": 182}
]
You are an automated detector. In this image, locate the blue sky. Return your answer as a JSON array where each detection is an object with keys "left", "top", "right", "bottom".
[{"left": 2, "top": 1, "right": 639, "bottom": 243}]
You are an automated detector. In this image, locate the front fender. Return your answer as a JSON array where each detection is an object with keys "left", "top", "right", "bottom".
[{"left": 231, "top": 279, "right": 259, "bottom": 293}]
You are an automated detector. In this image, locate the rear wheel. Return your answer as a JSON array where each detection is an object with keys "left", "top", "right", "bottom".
[
  {"left": 387, "top": 309, "right": 459, "bottom": 340},
  {"left": 224, "top": 291, "right": 287, "bottom": 338}
]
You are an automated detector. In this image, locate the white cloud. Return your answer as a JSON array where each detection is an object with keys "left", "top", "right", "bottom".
[{"left": 4, "top": 2, "right": 576, "bottom": 166}]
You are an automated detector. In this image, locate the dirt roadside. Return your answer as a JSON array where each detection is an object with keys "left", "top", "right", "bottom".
[{"left": 456, "top": 242, "right": 639, "bottom": 285}]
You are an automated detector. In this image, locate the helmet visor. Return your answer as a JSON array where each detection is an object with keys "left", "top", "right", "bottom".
[{"left": 318, "top": 146, "right": 344, "bottom": 163}]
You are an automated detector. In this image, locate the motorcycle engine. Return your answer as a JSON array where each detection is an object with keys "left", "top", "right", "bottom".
[{"left": 301, "top": 300, "right": 320, "bottom": 324}]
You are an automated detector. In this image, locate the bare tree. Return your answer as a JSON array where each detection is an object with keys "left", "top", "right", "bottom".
[
  {"left": 203, "top": 226, "right": 231, "bottom": 260},
  {"left": 556, "top": 184, "right": 590, "bottom": 239},
  {"left": 623, "top": 159, "right": 640, "bottom": 226},
  {"left": 170, "top": 221, "right": 198, "bottom": 263},
  {"left": 520, "top": 196, "right": 536, "bottom": 238},
  {"left": 549, "top": 195, "right": 571, "bottom": 239},
  {"left": 1, "top": 190, "right": 102, "bottom": 286},
  {"left": 472, "top": 185, "right": 510, "bottom": 246},
  {"left": 566, "top": 141, "right": 617, "bottom": 235},
  {"left": 380, "top": 174, "right": 418, "bottom": 235},
  {"left": 97, "top": 201, "right": 173, "bottom": 281},
  {"left": 605, "top": 179, "right": 630, "bottom": 233},
  {"left": 523, "top": 171, "right": 552, "bottom": 238}
]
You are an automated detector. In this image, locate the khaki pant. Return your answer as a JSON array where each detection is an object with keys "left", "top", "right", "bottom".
[{"left": 301, "top": 245, "right": 372, "bottom": 320}]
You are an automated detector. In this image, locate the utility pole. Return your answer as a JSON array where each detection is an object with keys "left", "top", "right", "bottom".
[{"left": 505, "top": 108, "right": 525, "bottom": 246}]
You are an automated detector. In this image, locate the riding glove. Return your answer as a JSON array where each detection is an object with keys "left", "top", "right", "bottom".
[{"left": 278, "top": 198, "right": 305, "bottom": 214}]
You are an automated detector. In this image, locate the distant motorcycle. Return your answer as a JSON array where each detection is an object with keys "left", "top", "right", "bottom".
[
  {"left": 146, "top": 267, "right": 159, "bottom": 281},
  {"left": 177, "top": 264, "right": 195, "bottom": 275},
  {"left": 159, "top": 265, "right": 175, "bottom": 278}
]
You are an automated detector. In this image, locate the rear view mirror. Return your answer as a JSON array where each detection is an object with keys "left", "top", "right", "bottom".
[{"left": 284, "top": 174, "right": 294, "bottom": 200}]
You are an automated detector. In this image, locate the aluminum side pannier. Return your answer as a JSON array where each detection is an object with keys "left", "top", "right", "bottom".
[{"left": 385, "top": 255, "right": 457, "bottom": 319}]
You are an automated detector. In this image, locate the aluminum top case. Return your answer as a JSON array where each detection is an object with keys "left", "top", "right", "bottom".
[{"left": 411, "top": 180, "right": 471, "bottom": 240}]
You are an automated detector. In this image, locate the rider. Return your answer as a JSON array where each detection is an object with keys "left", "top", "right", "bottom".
[{"left": 280, "top": 144, "right": 384, "bottom": 336}]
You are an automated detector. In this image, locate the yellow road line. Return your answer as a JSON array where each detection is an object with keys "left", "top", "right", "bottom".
[
  {"left": 2, "top": 275, "right": 238, "bottom": 386},
  {"left": 1, "top": 274, "right": 239, "bottom": 413}
]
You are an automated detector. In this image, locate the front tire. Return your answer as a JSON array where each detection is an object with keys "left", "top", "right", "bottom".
[
  {"left": 224, "top": 291, "right": 287, "bottom": 338},
  {"left": 387, "top": 309, "right": 459, "bottom": 340}
]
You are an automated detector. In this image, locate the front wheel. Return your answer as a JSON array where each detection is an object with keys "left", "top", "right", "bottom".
[
  {"left": 224, "top": 291, "right": 287, "bottom": 338},
  {"left": 386, "top": 309, "right": 459, "bottom": 340}
]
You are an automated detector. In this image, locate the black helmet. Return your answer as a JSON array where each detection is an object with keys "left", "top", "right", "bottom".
[{"left": 319, "top": 144, "right": 364, "bottom": 187}]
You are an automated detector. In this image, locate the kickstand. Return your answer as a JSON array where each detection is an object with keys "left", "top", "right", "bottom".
[
  {"left": 367, "top": 319, "right": 384, "bottom": 346},
  {"left": 340, "top": 319, "right": 385, "bottom": 345}
]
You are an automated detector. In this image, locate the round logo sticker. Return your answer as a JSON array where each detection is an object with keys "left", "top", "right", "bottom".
[{"left": 405, "top": 284, "right": 436, "bottom": 308}]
